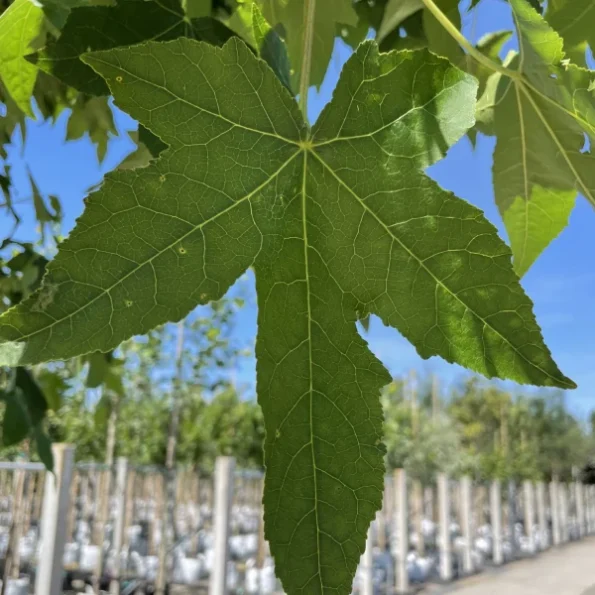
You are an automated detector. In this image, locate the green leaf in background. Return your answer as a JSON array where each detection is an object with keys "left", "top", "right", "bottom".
[
  {"left": 251, "top": 3, "right": 291, "bottom": 91},
  {"left": 423, "top": 0, "right": 462, "bottom": 64},
  {"left": 339, "top": 0, "right": 390, "bottom": 49},
  {"left": 492, "top": 0, "right": 595, "bottom": 276},
  {"left": 2, "top": 392, "right": 30, "bottom": 446},
  {"left": 85, "top": 351, "right": 110, "bottom": 388},
  {"left": 2, "top": 368, "right": 49, "bottom": 446},
  {"left": 0, "top": 0, "right": 45, "bottom": 116},
  {"left": 472, "top": 30, "right": 513, "bottom": 96},
  {"left": 546, "top": 0, "right": 594, "bottom": 63},
  {"left": 377, "top": 0, "right": 463, "bottom": 64},
  {"left": 0, "top": 35, "right": 574, "bottom": 593},
  {"left": 182, "top": 0, "right": 210, "bottom": 18},
  {"left": 34, "top": 0, "right": 236, "bottom": 96},
  {"left": 377, "top": 0, "right": 422, "bottom": 43},
  {"left": 30, "top": 170, "right": 61, "bottom": 227},
  {"left": 66, "top": 96, "right": 116, "bottom": 162},
  {"left": 93, "top": 391, "right": 111, "bottom": 425},
  {"left": 378, "top": 9, "right": 427, "bottom": 53},
  {"left": 36, "top": 368, "right": 67, "bottom": 410},
  {"left": 258, "top": 0, "right": 358, "bottom": 91},
  {"left": 33, "top": 424, "right": 54, "bottom": 472}
]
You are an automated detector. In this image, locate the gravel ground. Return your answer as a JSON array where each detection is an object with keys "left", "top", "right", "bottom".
[{"left": 421, "top": 537, "right": 595, "bottom": 595}]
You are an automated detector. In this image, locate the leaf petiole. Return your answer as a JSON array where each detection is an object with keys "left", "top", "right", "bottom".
[
  {"left": 298, "top": 0, "right": 317, "bottom": 119},
  {"left": 421, "top": 0, "right": 521, "bottom": 80}
]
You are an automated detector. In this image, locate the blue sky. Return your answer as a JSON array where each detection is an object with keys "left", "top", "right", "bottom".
[{"left": 2, "top": 0, "right": 595, "bottom": 417}]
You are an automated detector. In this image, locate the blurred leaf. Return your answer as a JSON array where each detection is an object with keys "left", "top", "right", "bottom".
[
  {"left": 182, "top": 0, "right": 210, "bottom": 18},
  {"left": 377, "top": 0, "right": 422, "bottom": 42},
  {"left": 339, "top": 0, "right": 389, "bottom": 48},
  {"left": 473, "top": 30, "right": 513, "bottom": 95},
  {"left": 34, "top": 0, "right": 237, "bottom": 95},
  {"left": 2, "top": 391, "right": 30, "bottom": 445},
  {"left": 93, "top": 392, "right": 111, "bottom": 425},
  {"left": 251, "top": 3, "right": 291, "bottom": 91},
  {"left": 258, "top": 0, "right": 358, "bottom": 90},
  {"left": 118, "top": 131, "right": 154, "bottom": 171},
  {"left": 33, "top": 424, "right": 54, "bottom": 472},
  {"left": 85, "top": 351, "right": 110, "bottom": 388},
  {"left": 30, "top": 171, "right": 60, "bottom": 225},
  {"left": 424, "top": 0, "right": 462, "bottom": 64},
  {"left": 119, "top": 125, "right": 168, "bottom": 170},
  {"left": 0, "top": 0, "right": 45, "bottom": 115},
  {"left": 360, "top": 314, "right": 370, "bottom": 333},
  {"left": 15, "top": 367, "right": 48, "bottom": 424},
  {"left": 36, "top": 368, "right": 66, "bottom": 410},
  {"left": 66, "top": 95, "right": 116, "bottom": 162}
]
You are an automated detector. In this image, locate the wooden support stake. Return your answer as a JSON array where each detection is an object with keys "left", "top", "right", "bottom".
[
  {"left": 549, "top": 481, "right": 560, "bottom": 546},
  {"left": 394, "top": 469, "right": 409, "bottom": 594},
  {"left": 209, "top": 457, "right": 235, "bottom": 595},
  {"left": 523, "top": 481, "right": 535, "bottom": 554},
  {"left": 66, "top": 471, "right": 79, "bottom": 545},
  {"left": 490, "top": 480, "right": 503, "bottom": 565},
  {"left": 361, "top": 521, "right": 374, "bottom": 595},
  {"left": 460, "top": 476, "right": 473, "bottom": 574},
  {"left": 507, "top": 482, "right": 517, "bottom": 558},
  {"left": 576, "top": 482, "right": 585, "bottom": 538},
  {"left": 412, "top": 479, "right": 424, "bottom": 556},
  {"left": 93, "top": 468, "right": 112, "bottom": 593},
  {"left": 35, "top": 444, "right": 75, "bottom": 595},
  {"left": 376, "top": 495, "right": 386, "bottom": 552},
  {"left": 437, "top": 473, "right": 452, "bottom": 582},
  {"left": 22, "top": 471, "right": 34, "bottom": 537},
  {"left": 110, "top": 458, "right": 128, "bottom": 595},
  {"left": 536, "top": 482, "right": 547, "bottom": 550},
  {"left": 560, "top": 484, "right": 569, "bottom": 542},
  {"left": 2, "top": 466, "right": 26, "bottom": 593},
  {"left": 33, "top": 471, "right": 45, "bottom": 523}
]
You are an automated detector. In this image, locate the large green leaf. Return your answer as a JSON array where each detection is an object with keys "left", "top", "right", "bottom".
[
  {"left": 34, "top": 0, "right": 237, "bottom": 95},
  {"left": 0, "top": 0, "right": 45, "bottom": 115},
  {"left": 0, "top": 37, "right": 573, "bottom": 593},
  {"left": 2, "top": 368, "right": 48, "bottom": 446},
  {"left": 492, "top": 0, "right": 595, "bottom": 276}
]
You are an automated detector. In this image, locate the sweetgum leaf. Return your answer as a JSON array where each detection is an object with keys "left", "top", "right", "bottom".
[
  {"left": 0, "top": 36, "right": 573, "bottom": 593},
  {"left": 0, "top": 0, "right": 45, "bottom": 115},
  {"left": 34, "top": 0, "right": 237, "bottom": 95},
  {"left": 492, "top": 0, "right": 595, "bottom": 276}
]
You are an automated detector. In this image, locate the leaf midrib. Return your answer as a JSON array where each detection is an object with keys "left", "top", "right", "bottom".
[
  {"left": 300, "top": 148, "right": 324, "bottom": 593},
  {"left": 513, "top": 81, "right": 531, "bottom": 272}
]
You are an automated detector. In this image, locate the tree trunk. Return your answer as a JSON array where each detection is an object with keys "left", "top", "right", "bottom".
[
  {"left": 156, "top": 321, "right": 185, "bottom": 595},
  {"left": 93, "top": 390, "right": 119, "bottom": 593}
]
